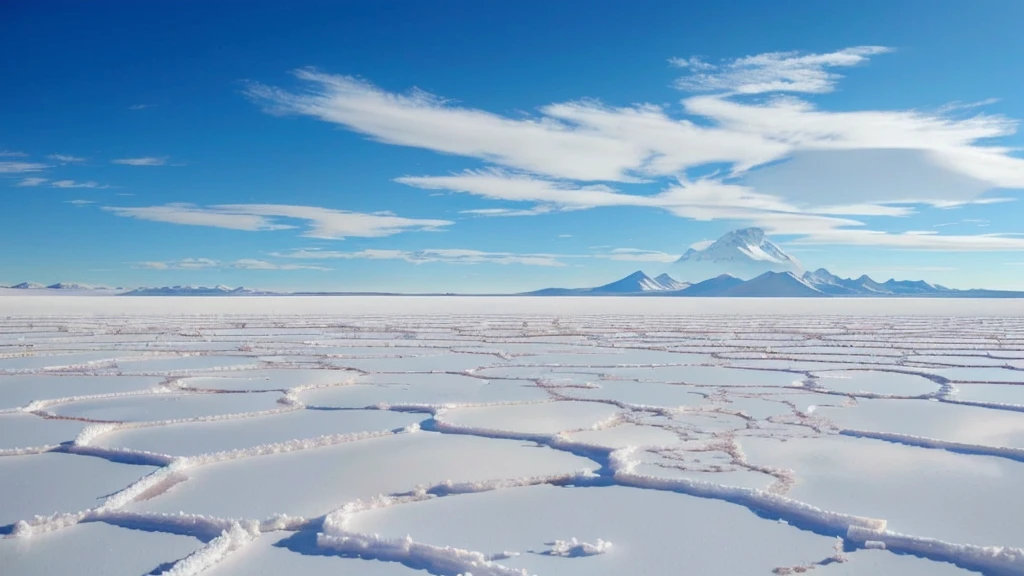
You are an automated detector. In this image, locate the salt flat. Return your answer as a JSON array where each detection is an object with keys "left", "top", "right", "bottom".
[{"left": 1, "top": 296, "right": 1023, "bottom": 575}]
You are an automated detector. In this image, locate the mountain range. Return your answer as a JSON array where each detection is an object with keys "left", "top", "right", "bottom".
[
  {"left": 526, "top": 227, "right": 1023, "bottom": 297},
  {"left": 526, "top": 269, "right": 1024, "bottom": 297},
  {"left": 4, "top": 228, "right": 1022, "bottom": 297}
]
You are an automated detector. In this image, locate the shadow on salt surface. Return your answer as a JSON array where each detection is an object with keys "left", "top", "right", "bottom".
[
  {"left": 728, "top": 388, "right": 847, "bottom": 414},
  {"left": 442, "top": 401, "right": 620, "bottom": 435},
  {"left": 951, "top": 383, "right": 1024, "bottom": 405},
  {"left": 515, "top": 350, "right": 713, "bottom": 366},
  {"left": 934, "top": 367, "right": 1024, "bottom": 383},
  {"left": 772, "top": 346, "right": 906, "bottom": 357},
  {"left": 815, "top": 549, "right": 979, "bottom": 575},
  {"left": 0, "top": 521, "right": 202, "bottom": 576},
  {"left": 472, "top": 366, "right": 599, "bottom": 384},
  {"left": 326, "top": 353, "right": 510, "bottom": 373},
  {"left": 97, "top": 409, "right": 422, "bottom": 457},
  {"left": 0, "top": 412, "right": 86, "bottom": 450},
  {"left": 811, "top": 371, "right": 939, "bottom": 396},
  {"left": 49, "top": 391, "right": 285, "bottom": 422},
  {"left": 0, "top": 375, "right": 165, "bottom": 410},
  {"left": 129, "top": 433, "right": 595, "bottom": 519},
  {"left": 565, "top": 424, "right": 681, "bottom": 449},
  {"left": 0, "top": 352, "right": 126, "bottom": 372},
  {"left": 817, "top": 399, "right": 1024, "bottom": 449},
  {"left": 739, "top": 434, "right": 1024, "bottom": 549},
  {"left": 180, "top": 369, "right": 358, "bottom": 392},
  {"left": 302, "top": 374, "right": 549, "bottom": 408},
  {"left": 351, "top": 484, "right": 839, "bottom": 576},
  {"left": 630, "top": 462, "right": 777, "bottom": 490},
  {"left": 205, "top": 532, "right": 419, "bottom": 576},
  {"left": 116, "top": 355, "right": 263, "bottom": 373},
  {"left": 562, "top": 380, "right": 709, "bottom": 409},
  {"left": 597, "top": 365, "right": 804, "bottom": 387},
  {"left": 909, "top": 355, "right": 1024, "bottom": 368},
  {"left": 0, "top": 453, "right": 154, "bottom": 528}
]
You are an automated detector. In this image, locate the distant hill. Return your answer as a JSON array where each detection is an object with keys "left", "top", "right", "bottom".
[
  {"left": 524, "top": 271, "right": 689, "bottom": 296},
  {"left": 121, "top": 285, "right": 278, "bottom": 296}
]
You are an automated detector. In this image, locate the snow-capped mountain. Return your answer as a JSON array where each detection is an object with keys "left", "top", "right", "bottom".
[
  {"left": 594, "top": 271, "right": 671, "bottom": 293},
  {"left": 122, "top": 285, "right": 278, "bottom": 296},
  {"left": 654, "top": 273, "right": 690, "bottom": 291},
  {"left": 9, "top": 282, "right": 46, "bottom": 289},
  {"left": 673, "top": 228, "right": 801, "bottom": 280}
]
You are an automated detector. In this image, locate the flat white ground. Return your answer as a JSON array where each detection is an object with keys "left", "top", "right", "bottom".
[{"left": 1, "top": 296, "right": 1022, "bottom": 575}]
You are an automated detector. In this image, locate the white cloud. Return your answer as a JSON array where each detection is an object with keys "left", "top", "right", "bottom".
[
  {"left": 271, "top": 248, "right": 566, "bottom": 266},
  {"left": 0, "top": 161, "right": 49, "bottom": 173},
  {"left": 792, "top": 230, "right": 1024, "bottom": 251},
  {"left": 594, "top": 248, "right": 680, "bottom": 263},
  {"left": 136, "top": 258, "right": 219, "bottom": 270},
  {"left": 672, "top": 46, "right": 892, "bottom": 94},
  {"left": 459, "top": 207, "right": 555, "bottom": 217},
  {"left": 129, "top": 104, "right": 155, "bottom": 110},
  {"left": 15, "top": 177, "right": 48, "bottom": 187},
  {"left": 51, "top": 180, "right": 103, "bottom": 189},
  {"left": 689, "top": 239, "right": 715, "bottom": 251},
  {"left": 105, "top": 204, "right": 290, "bottom": 231},
  {"left": 230, "top": 259, "right": 330, "bottom": 271},
  {"left": 397, "top": 169, "right": 883, "bottom": 231},
  {"left": 112, "top": 157, "right": 168, "bottom": 166},
  {"left": 48, "top": 154, "right": 85, "bottom": 163},
  {"left": 213, "top": 204, "right": 451, "bottom": 239},
  {"left": 136, "top": 257, "right": 328, "bottom": 271},
  {"left": 65, "top": 199, "right": 95, "bottom": 206},
  {"left": 247, "top": 51, "right": 1024, "bottom": 245},
  {"left": 0, "top": 150, "right": 28, "bottom": 157},
  {"left": 104, "top": 203, "right": 452, "bottom": 239}
]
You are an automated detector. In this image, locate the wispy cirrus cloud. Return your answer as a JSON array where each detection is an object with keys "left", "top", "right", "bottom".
[
  {"left": 792, "top": 230, "right": 1024, "bottom": 251},
  {"left": 15, "top": 177, "right": 48, "bottom": 187},
  {"left": 136, "top": 257, "right": 329, "bottom": 271},
  {"left": 64, "top": 199, "right": 95, "bottom": 206},
  {"left": 104, "top": 203, "right": 452, "bottom": 239},
  {"left": 51, "top": 179, "right": 104, "bottom": 189},
  {"left": 112, "top": 157, "right": 168, "bottom": 166},
  {"left": 671, "top": 46, "right": 891, "bottom": 94},
  {"left": 271, "top": 248, "right": 566, "bottom": 266},
  {"left": 593, "top": 248, "right": 681, "bottom": 263},
  {"left": 397, "top": 169, "right": 900, "bottom": 230},
  {"left": 0, "top": 161, "right": 49, "bottom": 173},
  {"left": 246, "top": 68, "right": 785, "bottom": 182},
  {"left": 247, "top": 50, "right": 1024, "bottom": 250},
  {"left": 48, "top": 154, "right": 85, "bottom": 163},
  {"left": 0, "top": 150, "right": 29, "bottom": 157}
]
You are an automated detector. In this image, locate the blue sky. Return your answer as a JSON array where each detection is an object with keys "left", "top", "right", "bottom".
[{"left": 3, "top": 0, "right": 1024, "bottom": 292}]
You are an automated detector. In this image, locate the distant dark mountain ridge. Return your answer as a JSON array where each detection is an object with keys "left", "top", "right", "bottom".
[{"left": 525, "top": 268, "right": 1022, "bottom": 298}]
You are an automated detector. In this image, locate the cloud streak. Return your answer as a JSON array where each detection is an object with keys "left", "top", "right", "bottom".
[
  {"left": 0, "top": 161, "right": 49, "bottom": 173},
  {"left": 136, "top": 257, "right": 329, "bottom": 271},
  {"left": 671, "top": 46, "right": 891, "bottom": 94},
  {"left": 270, "top": 248, "right": 566, "bottom": 266},
  {"left": 104, "top": 203, "right": 452, "bottom": 239},
  {"left": 112, "top": 157, "right": 168, "bottom": 166}
]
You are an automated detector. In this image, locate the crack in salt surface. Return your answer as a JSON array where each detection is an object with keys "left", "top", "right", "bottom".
[{"left": 2, "top": 311, "right": 1024, "bottom": 575}]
